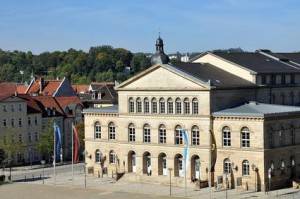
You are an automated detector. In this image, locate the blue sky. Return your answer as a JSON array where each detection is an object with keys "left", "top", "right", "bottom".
[{"left": 1, "top": 0, "right": 300, "bottom": 54}]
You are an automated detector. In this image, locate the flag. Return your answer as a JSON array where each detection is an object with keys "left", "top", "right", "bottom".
[
  {"left": 210, "top": 130, "right": 217, "bottom": 172},
  {"left": 54, "top": 123, "right": 62, "bottom": 162},
  {"left": 182, "top": 129, "right": 189, "bottom": 172},
  {"left": 72, "top": 125, "right": 79, "bottom": 163}
]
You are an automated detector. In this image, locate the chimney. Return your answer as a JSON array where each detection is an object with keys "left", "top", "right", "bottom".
[{"left": 40, "top": 77, "right": 45, "bottom": 93}]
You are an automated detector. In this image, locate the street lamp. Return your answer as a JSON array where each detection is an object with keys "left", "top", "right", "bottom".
[
  {"left": 98, "top": 152, "right": 103, "bottom": 178},
  {"left": 8, "top": 158, "right": 13, "bottom": 181},
  {"left": 168, "top": 168, "right": 173, "bottom": 196},
  {"left": 29, "top": 148, "right": 32, "bottom": 168},
  {"left": 41, "top": 160, "right": 45, "bottom": 184}
]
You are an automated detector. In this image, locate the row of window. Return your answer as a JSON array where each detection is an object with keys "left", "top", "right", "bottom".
[
  {"left": 2, "top": 104, "right": 23, "bottom": 112},
  {"left": 222, "top": 127, "right": 250, "bottom": 148},
  {"left": 128, "top": 97, "right": 199, "bottom": 115},
  {"left": 3, "top": 117, "right": 39, "bottom": 127},
  {"left": 3, "top": 132, "right": 38, "bottom": 144},
  {"left": 94, "top": 122, "right": 200, "bottom": 145}
]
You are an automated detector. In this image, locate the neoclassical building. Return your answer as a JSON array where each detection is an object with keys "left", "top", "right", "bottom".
[{"left": 83, "top": 37, "right": 300, "bottom": 191}]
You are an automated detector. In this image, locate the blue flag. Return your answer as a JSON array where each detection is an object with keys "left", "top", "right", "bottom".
[
  {"left": 182, "top": 129, "right": 189, "bottom": 172},
  {"left": 54, "top": 123, "right": 62, "bottom": 162}
]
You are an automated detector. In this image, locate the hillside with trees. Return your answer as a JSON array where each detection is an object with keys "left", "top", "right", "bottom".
[{"left": 0, "top": 46, "right": 151, "bottom": 84}]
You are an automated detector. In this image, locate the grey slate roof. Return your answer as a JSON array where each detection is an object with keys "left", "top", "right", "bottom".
[
  {"left": 172, "top": 62, "right": 256, "bottom": 88},
  {"left": 83, "top": 105, "right": 118, "bottom": 114},
  {"left": 213, "top": 101, "right": 300, "bottom": 117},
  {"left": 212, "top": 52, "right": 300, "bottom": 73}
]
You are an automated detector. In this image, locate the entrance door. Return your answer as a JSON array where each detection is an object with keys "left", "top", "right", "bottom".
[
  {"left": 162, "top": 157, "right": 167, "bottom": 175},
  {"left": 132, "top": 154, "right": 136, "bottom": 172},
  {"left": 195, "top": 158, "right": 200, "bottom": 180},
  {"left": 147, "top": 156, "right": 151, "bottom": 174},
  {"left": 179, "top": 158, "right": 183, "bottom": 177}
]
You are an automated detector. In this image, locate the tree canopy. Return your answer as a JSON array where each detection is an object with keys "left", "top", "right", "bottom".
[{"left": 0, "top": 46, "right": 151, "bottom": 84}]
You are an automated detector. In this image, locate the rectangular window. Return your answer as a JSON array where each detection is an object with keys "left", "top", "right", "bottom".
[
  {"left": 176, "top": 101, "right": 181, "bottom": 114},
  {"left": 175, "top": 129, "right": 183, "bottom": 144},
  {"left": 192, "top": 129, "right": 199, "bottom": 145},
  {"left": 152, "top": 101, "right": 157, "bottom": 113},
  {"left": 137, "top": 100, "right": 142, "bottom": 113},
  {"left": 144, "top": 101, "right": 149, "bottom": 113},
  {"left": 262, "top": 75, "right": 266, "bottom": 84},
  {"left": 281, "top": 74, "right": 286, "bottom": 84},
  {"left": 291, "top": 74, "right": 295, "bottom": 84},
  {"left": 223, "top": 131, "right": 231, "bottom": 147},
  {"left": 279, "top": 130, "right": 284, "bottom": 146},
  {"left": 159, "top": 128, "right": 166, "bottom": 144},
  {"left": 291, "top": 130, "right": 295, "bottom": 145},
  {"left": 92, "top": 93, "right": 95, "bottom": 99},
  {"left": 109, "top": 152, "right": 116, "bottom": 164},
  {"left": 3, "top": 104, "right": 7, "bottom": 112},
  {"left": 168, "top": 101, "right": 173, "bottom": 114},
  {"left": 98, "top": 93, "right": 101, "bottom": 99},
  {"left": 160, "top": 101, "right": 165, "bottom": 113},
  {"left": 242, "top": 162, "right": 250, "bottom": 176},
  {"left": 35, "top": 117, "right": 38, "bottom": 125},
  {"left": 184, "top": 101, "right": 190, "bottom": 114},
  {"left": 224, "top": 161, "right": 231, "bottom": 174},
  {"left": 3, "top": 119, "right": 7, "bottom": 127},
  {"left": 109, "top": 125, "right": 115, "bottom": 140},
  {"left": 129, "top": 127, "right": 135, "bottom": 142},
  {"left": 95, "top": 125, "right": 101, "bottom": 139},
  {"left": 28, "top": 132, "right": 32, "bottom": 142},
  {"left": 18, "top": 104, "right": 22, "bottom": 111},
  {"left": 241, "top": 130, "right": 250, "bottom": 148},
  {"left": 28, "top": 117, "right": 31, "bottom": 125},
  {"left": 11, "top": 118, "right": 15, "bottom": 127},
  {"left": 269, "top": 131, "right": 274, "bottom": 148},
  {"left": 35, "top": 132, "right": 38, "bottom": 141},
  {"left": 129, "top": 101, "right": 134, "bottom": 113},
  {"left": 18, "top": 118, "right": 22, "bottom": 127},
  {"left": 19, "top": 134, "right": 23, "bottom": 143},
  {"left": 11, "top": 104, "right": 15, "bottom": 111},
  {"left": 192, "top": 101, "right": 198, "bottom": 114},
  {"left": 143, "top": 128, "right": 151, "bottom": 143}
]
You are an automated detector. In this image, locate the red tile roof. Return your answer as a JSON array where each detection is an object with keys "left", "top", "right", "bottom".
[
  {"left": 72, "top": 85, "right": 89, "bottom": 94},
  {"left": 17, "top": 85, "right": 28, "bottom": 94},
  {"left": 0, "top": 83, "right": 17, "bottom": 96},
  {"left": 17, "top": 94, "right": 43, "bottom": 114},
  {"left": 55, "top": 96, "right": 83, "bottom": 108},
  {"left": 27, "top": 79, "right": 62, "bottom": 95},
  {"left": 33, "top": 95, "right": 65, "bottom": 116}
]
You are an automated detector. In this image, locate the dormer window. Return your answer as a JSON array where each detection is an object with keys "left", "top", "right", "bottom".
[
  {"left": 47, "top": 108, "right": 51, "bottom": 116},
  {"left": 98, "top": 92, "right": 102, "bottom": 99},
  {"left": 52, "top": 108, "right": 56, "bottom": 116},
  {"left": 92, "top": 92, "right": 95, "bottom": 99}
]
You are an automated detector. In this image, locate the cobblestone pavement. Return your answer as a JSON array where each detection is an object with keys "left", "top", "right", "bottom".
[{"left": 1, "top": 164, "right": 300, "bottom": 199}]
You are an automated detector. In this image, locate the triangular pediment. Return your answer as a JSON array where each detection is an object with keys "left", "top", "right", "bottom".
[{"left": 116, "top": 64, "right": 210, "bottom": 90}]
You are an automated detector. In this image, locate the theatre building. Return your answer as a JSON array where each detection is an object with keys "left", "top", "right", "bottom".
[{"left": 83, "top": 37, "right": 300, "bottom": 191}]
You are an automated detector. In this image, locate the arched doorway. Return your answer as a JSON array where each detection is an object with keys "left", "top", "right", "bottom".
[
  {"left": 158, "top": 153, "right": 167, "bottom": 175},
  {"left": 128, "top": 151, "right": 136, "bottom": 173},
  {"left": 174, "top": 154, "right": 183, "bottom": 177},
  {"left": 191, "top": 155, "right": 200, "bottom": 180},
  {"left": 143, "top": 151, "right": 151, "bottom": 175}
]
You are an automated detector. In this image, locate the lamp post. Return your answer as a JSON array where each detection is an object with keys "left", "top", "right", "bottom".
[
  {"left": 82, "top": 151, "right": 87, "bottom": 188},
  {"left": 41, "top": 160, "right": 45, "bottom": 184},
  {"left": 252, "top": 164, "right": 258, "bottom": 192},
  {"left": 8, "top": 158, "right": 13, "bottom": 181},
  {"left": 29, "top": 148, "right": 32, "bottom": 168},
  {"left": 99, "top": 152, "right": 103, "bottom": 178},
  {"left": 168, "top": 168, "right": 173, "bottom": 196}
]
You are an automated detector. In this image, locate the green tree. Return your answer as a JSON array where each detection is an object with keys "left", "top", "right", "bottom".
[
  {"left": 130, "top": 53, "right": 151, "bottom": 75},
  {"left": 0, "top": 127, "right": 25, "bottom": 165},
  {"left": 37, "top": 120, "right": 54, "bottom": 163}
]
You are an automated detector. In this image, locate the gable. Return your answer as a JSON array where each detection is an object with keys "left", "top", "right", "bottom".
[{"left": 118, "top": 65, "right": 209, "bottom": 90}]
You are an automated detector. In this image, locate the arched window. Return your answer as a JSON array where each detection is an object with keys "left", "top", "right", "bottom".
[
  {"left": 222, "top": 126, "right": 231, "bottom": 147},
  {"left": 159, "top": 124, "right": 166, "bottom": 144},
  {"left": 129, "top": 97, "right": 134, "bottom": 113},
  {"left": 109, "top": 150, "right": 116, "bottom": 164},
  {"left": 175, "top": 98, "right": 182, "bottom": 114},
  {"left": 184, "top": 98, "right": 190, "bottom": 114},
  {"left": 144, "top": 98, "right": 149, "bottom": 113},
  {"left": 94, "top": 122, "right": 101, "bottom": 139},
  {"left": 192, "top": 98, "right": 199, "bottom": 114},
  {"left": 95, "top": 149, "right": 102, "bottom": 163},
  {"left": 241, "top": 127, "right": 250, "bottom": 148},
  {"left": 109, "top": 122, "right": 115, "bottom": 140},
  {"left": 192, "top": 126, "right": 199, "bottom": 145},
  {"left": 151, "top": 98, "right": 157, "bottom": 113},
  {"left": 167, "top": 98, "right": 173, "bottom": 114},
  {"left": 128, "top": 123, "right": 135, "bottom": 142},
  {"left": 143, "top": 124, "right": 151, "bottom": 143},
  {"left": 159, "top": 98, "right": 165, "bottom": 114},
  {"left": 224, "top": 158, "right": 231, "bottom": 174},
  {"left": 175, "top": 125, "right": 183, "bottom": 144},
  {"left": 242, "top": 160, "right": 250, "bottom": 176},
  {"left": 136, "top": 97, "right": 142, "bottom": 113}
]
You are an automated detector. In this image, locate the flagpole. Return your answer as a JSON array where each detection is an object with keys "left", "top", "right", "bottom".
[
  {"left": 209, "top": 120, "right": 212, "bottom": 199},
  {"left": 53, "top": 123, "right": 56, "bottom": 185},
  {"left": 185, "top": 161, "right": 187, "bottom": 197},
  {"left": 72, "top": 122, "right": 74, "bottom": 187}
]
